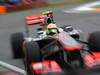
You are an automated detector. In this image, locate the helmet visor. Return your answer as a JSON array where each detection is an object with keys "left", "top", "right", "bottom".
[{"left": 48, "top": 28, "right": 58, "bottom": 34}]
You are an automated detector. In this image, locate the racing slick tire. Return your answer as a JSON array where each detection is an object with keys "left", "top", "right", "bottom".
[
  {"left": 10, "top": 32, "right": 24, "bottom": 59},
  {"left": 88, "top": 31, "right": 100, "bottom": 52},
  {"left": 24, "top": 41, "right": 41, "bottom": 75}
]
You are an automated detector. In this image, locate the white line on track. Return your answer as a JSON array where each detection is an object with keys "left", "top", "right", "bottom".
[
  {"left": 74, "top": 1, "right": 100, "bottom": 11},
  {"left": 0, "top": 61, "right": 26, "bottom": 75},
  {"left": 63, "top": 1, "right": 100, "bottom": 13}
]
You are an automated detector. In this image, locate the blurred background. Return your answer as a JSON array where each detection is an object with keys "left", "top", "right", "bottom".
[
  {"left": 0, "top": 0, "right": 100, "bottom": 75},
  {"left": 0, "top": 0, "right": 98, "bottom": 13}
]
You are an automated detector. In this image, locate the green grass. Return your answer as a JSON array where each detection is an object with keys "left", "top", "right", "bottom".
[
  {"left": 0, "top": 66, "right": 10, "bottom": 72},
  {"left": 92, "top": 5, "right": 100, "bottom": 8},
  {"left": 47, "top": 0, "right": 94, "bottom": 7}
]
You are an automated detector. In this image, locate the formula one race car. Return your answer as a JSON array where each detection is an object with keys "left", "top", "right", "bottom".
[{"left": 10, "top": 11, "right": 100, "bottom": 75}]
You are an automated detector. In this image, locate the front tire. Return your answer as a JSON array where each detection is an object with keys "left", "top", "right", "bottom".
[
  {"left": 10, "top": 32, "right": 24, "bottom": 59},
  {"left": 88, "top": 31, "right": 100, "bottom": 52},
  {"left": 24, "top": 41, "right": 41, "bottom": 75}
]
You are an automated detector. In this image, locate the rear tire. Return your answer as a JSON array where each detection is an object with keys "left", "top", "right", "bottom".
[
  {"left": 24, "top": 41, "right": 41, "bottom": 75},
  {"left": 88, "top": 31, "right": 100, "bottom": 52},
  {"left": 10, "top": 32, "right": 24, "bottom": 59}
]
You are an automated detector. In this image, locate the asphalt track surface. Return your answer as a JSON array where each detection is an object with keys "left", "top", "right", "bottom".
[{"left": 0, "top": 2, "right": 100, "bottom": 74}]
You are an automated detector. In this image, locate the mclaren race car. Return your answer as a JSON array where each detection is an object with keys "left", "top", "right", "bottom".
[{"left": 10, "top": 11, "right": 100, "bottom": 75}]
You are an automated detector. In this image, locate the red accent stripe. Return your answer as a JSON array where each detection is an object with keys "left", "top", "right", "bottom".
[
  {"left": 63, "top": 46, "right": 81, "bottom": 51},
  {"left": 26, "top": 18, "right": 45, "bottom": 25},
  {"left": 26, "top": 14, "right": 47, "bottom": 20}
]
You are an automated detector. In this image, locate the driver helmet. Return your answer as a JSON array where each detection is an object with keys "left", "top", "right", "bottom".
[{"left": 46, "top": 23, "right": 59, "bottom": 35}]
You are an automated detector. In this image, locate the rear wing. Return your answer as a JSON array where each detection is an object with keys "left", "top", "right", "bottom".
[
  {"left": 25, "top": 14, "right": 47, "bottom": 25},
  {"left": 25, "top": 11, "right": 54, "bottom": 37},
  {"left": 25, "top": 11, "right": 54, "bottom": 25}
]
